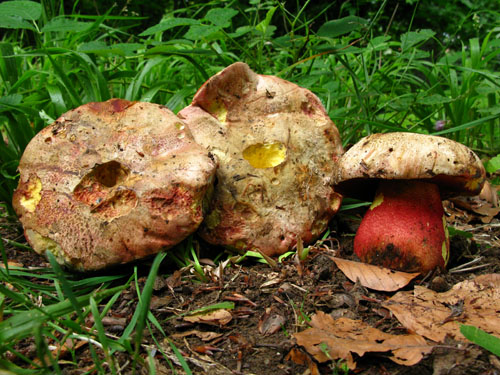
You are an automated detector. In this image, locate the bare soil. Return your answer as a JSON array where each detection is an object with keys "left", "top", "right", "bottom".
[{"left": 2, "top": 200, "right": 500, "bottom": 375}]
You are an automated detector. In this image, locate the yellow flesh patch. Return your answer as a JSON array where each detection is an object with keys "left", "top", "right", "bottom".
[
  {"left": 242, "top": 142, "right": 287, "bottom": 169},
  {"left": 369, "top": 192, "right": 384, "bottom": 210},
  {"left": 26, "top": 229, "right": 69, "bottom": 264},
  {"left": 209, "top": 102, "right": 227, "bottom": 123},
  {"left": 19, "top": 176, "right": 42, "bottom": 213}
]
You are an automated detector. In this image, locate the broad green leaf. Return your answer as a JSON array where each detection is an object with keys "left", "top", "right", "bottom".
[
  {"left": 477, "top": 106, "right": 500, "bottom": 116},
  {"left": 77, "top": 41, "right": 109, "bottom": 53},
  {"left": 41, "top": 18, "right": 91, "bottom": 33},
  {"left": 317, "top": 16, "right": 368, "bottom": 38},
  {"left": 139, "top": 17, "right": 199, "bottom": 36},
  {"left": 184, "top": 24, "right": 219, "bottom": 40},
  {"left": 256, "top": 6, "right": 278, "bottom": 35},
  {"left": 0, "top": 1, "right": 42, "bottom": 21},
  {"left": 78, "top": 41, "right": 143, "bottom": 56},
  {"left": 0, "top": 15, "right": 35, "bottom": 30},
  {"left": 460, "top": 325, "right": 500, "bottom": 357},
  {"left": 228, "top": 25, "right": 253, "bottom": 38},
  {"left": 366, "top": 35, "right": 391, "bottom": 52},
  {"left": 485, "top": 154, "right": 500, "bottom": 173},
  {"left": 401, "top": 29, "right": 435, "bottom": 51},
  {"left": 205, "top": 8, "right": 238, "bottom": 28},
  {"left": 417, "top": 94, "right": 453, "bottom": 105}
]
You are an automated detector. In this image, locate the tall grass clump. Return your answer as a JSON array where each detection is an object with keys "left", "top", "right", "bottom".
[{"left": 0, "top": 0, "right": 499, "bottom": 373}]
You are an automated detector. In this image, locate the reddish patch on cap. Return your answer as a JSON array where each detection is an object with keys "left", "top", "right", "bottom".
[{"left": 87, "top": 99, "right": 135, "bottom": 114}]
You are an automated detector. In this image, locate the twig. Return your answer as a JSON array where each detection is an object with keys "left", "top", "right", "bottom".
[
  {"left": 449, "top": 263, "right": 492, "bottom": 273},
  {"left": 448, "top": 257, "right": 483, "bottom": 272}
]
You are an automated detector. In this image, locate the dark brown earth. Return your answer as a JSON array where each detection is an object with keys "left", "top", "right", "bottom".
[{"left": 2, "top": 195, "right": 500, "bottom": 374}]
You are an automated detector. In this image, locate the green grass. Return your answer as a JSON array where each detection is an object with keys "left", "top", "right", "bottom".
[{"left": 0, "top": 0, "right": 499, "bottom": 373}]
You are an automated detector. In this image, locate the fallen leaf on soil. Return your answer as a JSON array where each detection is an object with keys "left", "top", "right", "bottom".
[
  {"left": 293, "top": 311, "right": 432, "bottom": 369},
  {"left": 383, "top": 274, "right": 500, "bottom": 343},
  {"left": 448, "top": 181, "right": 500, "bottom": 223},
  {"left": 171, "top": 329, "right": 223, "bottom": 342},
  {"left": 184, "top": 309, "right": 232, "bottom": 326},
  {"left": 285, "top": 347, "right": 320, "bottom": 375},
  {"left": 258, "top": 307, "right": 286, "bottom": 335},
  {"left": 331, "top": 257, "right": 419, "bottom": 291}
]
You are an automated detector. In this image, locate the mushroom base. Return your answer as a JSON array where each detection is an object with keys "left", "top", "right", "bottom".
[{"left": 354, "top": 180, "right": 449, "bottom": 274}]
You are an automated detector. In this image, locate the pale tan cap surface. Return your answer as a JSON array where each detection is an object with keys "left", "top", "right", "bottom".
[
  {"left": 13, "top": 99, "right": 216, "bottom": 271},
  {"left": 335, "top": 132, "right": 486, "bottom": 200},
  {"left": 179, "top": 62, "right": 344, "bottom": 256}
]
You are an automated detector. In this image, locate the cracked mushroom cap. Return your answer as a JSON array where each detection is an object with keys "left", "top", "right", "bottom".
[
  {"left": 13, "top": 99, "right": 217, "bottom": 271},
  {"left": 335, "top": 132, "right": 486, "bottom": 201},
  {"left": 179, "top": 62, "right": 343, "bottom": 256}
]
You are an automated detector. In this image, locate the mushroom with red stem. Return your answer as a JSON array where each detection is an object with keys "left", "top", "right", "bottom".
[{"left": 334, "top": 132, "right": 486, "bottom": 274}]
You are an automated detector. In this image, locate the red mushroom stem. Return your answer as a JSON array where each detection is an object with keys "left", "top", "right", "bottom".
[{"left": 354, "top": 180, "right": 450, "bottom": 273}]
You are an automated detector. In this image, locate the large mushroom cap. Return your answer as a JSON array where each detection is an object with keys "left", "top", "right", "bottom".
[
  {"left": 335, "top": 132, "right": 486, "bottom": 201},
  {"left": 179, "top": 62, "right": 343, "bottom": 256},
  {"left": 13, "top": 99, "right": 217, "bottom": 271}
]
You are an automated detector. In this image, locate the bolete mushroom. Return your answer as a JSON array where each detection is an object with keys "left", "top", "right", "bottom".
[
  {"left": 13, "top": 99, "right": 217, "bottom": 271},
  {"left": 179, "top": 62, "right": 344, "bottom": 256},
  {"left": 335, "top": 132, "right": 486, "bottom": 274}
]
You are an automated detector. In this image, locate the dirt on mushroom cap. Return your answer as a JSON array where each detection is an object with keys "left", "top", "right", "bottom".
[
  {"left": 12, "top": 99, "right": 217, "bottom": 271},
  {"left": 179, "top": 62, "right": 344, "bottom": 256},
  {"left": 335, "top": 132, "right": 486, "bottom": 201}
]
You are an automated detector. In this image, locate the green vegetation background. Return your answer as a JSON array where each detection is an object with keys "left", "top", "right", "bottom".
[{"left": 0, "top": 1, "right": 500, "bottom": 373}]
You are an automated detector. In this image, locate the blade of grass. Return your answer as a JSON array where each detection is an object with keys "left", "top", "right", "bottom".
[
  {"left": 46, "top": 251, "right": 84, "bottom": 321},
  {"left": 0, "top": 285, "right": 124, "bottom": 344},
  {"left": 89, "top": 296, "right": 117, "bottom": 374}
]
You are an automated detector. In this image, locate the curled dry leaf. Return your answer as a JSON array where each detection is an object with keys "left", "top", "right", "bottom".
[
  {"left": 293, "top": 311, "right": 432, "bottom": 369},
  {"left": 332, "top": 257, "right": 419, "bottom": 292},
  {"left": 258, "top": 307, "right": 286, "bottom": 335},
  {"left": 171, "top": 329, "right": 223, "bottom": 342},
  {"left": 383, "top": 274, "right": 500, "bottom": 343},
  {"left": 183, "top": 309, "right": 232, "bottom": 327},
  {"left": 449, "top": 181, "right": 500, "bottom": 224},
  {"left": 285, "top": 348, "right": 320, "bottom": 375}
]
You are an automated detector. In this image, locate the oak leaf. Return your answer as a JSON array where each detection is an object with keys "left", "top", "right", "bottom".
[
  {"left": 383, "top": 274, "right": 500, "bottom": 342},
  {"left": 183, "top": 309, "right": 232, "bottom": 326},
  {"left": 332, "top": 257, "right": 419, "bottom": 291},
  {"left": 293, "top": 311, "right": 432, "bottom": 369}
]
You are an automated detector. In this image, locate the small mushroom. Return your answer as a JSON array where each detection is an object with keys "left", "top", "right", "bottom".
[
  {"left": 179, "top": 62, "right": 344, "bottom": 256},
  {"left": 335, "top": 132, "right": 486, "bottom": 274},
  {"left": 13, "top": 99, "right": 217, "bottom": 271}
]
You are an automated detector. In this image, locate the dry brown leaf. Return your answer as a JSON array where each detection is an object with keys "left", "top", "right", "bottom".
[
  {"left": 293, "top": 311, "right": 432, "bottom": 369},
  {"left": 332, "top": 257, "right": 419, "bottom": 291},
  {"left": 171, "top": 329, "right": 223, "bottom": 342},
  {"left": 285, "top": 347, "right": 320, "bottom": 375},
  {"left": 183, "top": 309, "right": 232, "bottom": 326},
  {"left": 258, "top": 307, "right": 286, "bottom": 335},
  {"left": 383, "top": 273, "right": 500, "bottom": 343},
  {"left": 448, "top": 181, "right": 500, "bottom": 223}
]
